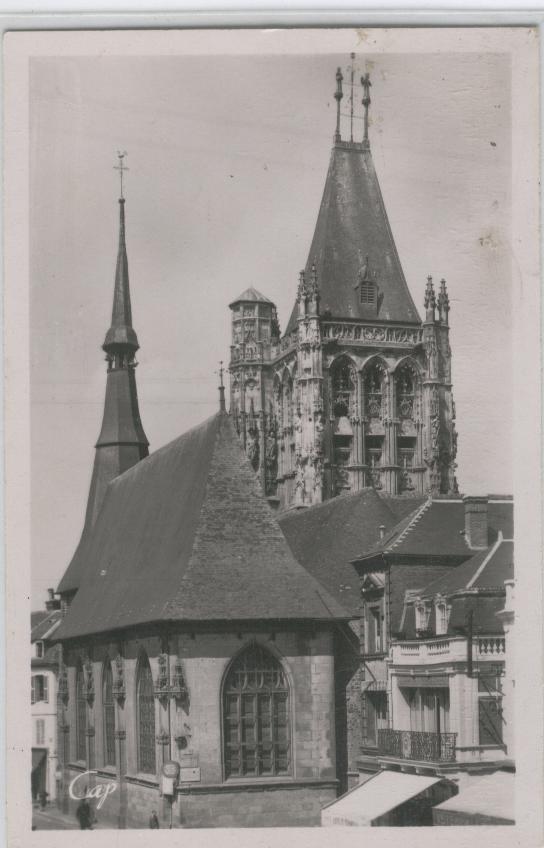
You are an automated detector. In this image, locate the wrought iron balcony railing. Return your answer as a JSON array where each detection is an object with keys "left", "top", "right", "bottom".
[{"left": 378, "top": 729, "right": 457, "bottom": 763}]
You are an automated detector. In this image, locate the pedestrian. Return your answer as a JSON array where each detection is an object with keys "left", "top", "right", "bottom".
[
  {"left": 149, "top": 809, "right": 160, "bottom": 829},
  {"left": 38, "top": 789, "right": 48, "bottom": 810},
  {"left": 76, "top": 797, "right": 93, "bottom": 830}
]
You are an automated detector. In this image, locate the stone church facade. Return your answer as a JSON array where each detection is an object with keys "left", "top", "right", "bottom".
[
  {"left": 229, "top": 72, "right": 458, "bottom": 510},
  {"left": 53, "top": 65, "right": 465, "bottom": 829}
]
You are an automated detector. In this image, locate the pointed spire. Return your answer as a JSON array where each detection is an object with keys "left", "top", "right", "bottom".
[
  {"left": 297, "top": 269, "right": 308, "bottom": 302},
  {"left": 334, "top": 67, "right": 343, "bottom": 143},
  {"left": 424, "top": 275, "right": 437, "bottom": 322},
  {"left": 437, "top": 278, "right": 450, "bottom": 325},
  {"left": 218, "top": 361, "right": 226, "bottom": 412},
  {"left": 104, "top": 154, "right": 139, "bottom": 358},
  {"left": 308, "top": 263, "right": 319, "bottom": 300},
  {"left": 349, "top": 53, "right": 356, "bottom": 143},
  {"left": 361, "top": 73, "right": 372, "bottom": 149}
]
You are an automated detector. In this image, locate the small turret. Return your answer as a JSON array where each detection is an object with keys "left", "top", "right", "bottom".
[
  {"left": 424, "top": 275, "right": 437, "bottom": 322},
  {"left": 437, "top": 278, "right": 450, "bottom": 325}
]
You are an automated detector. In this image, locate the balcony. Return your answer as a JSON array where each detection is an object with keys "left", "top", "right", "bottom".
[
  {"left": 378, "top": 729, "right": 457, "bottom": 763},
  {"left": 391, "top": 636, "right": 505, "bottom": 666}
]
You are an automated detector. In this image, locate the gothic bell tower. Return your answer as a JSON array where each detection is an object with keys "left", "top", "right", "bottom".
[
  {"left": 57, "top": 154, "right": 149, "bottom": 601},
  {"left": 228, "top": 59, "right": 459, "bottom": 508}
]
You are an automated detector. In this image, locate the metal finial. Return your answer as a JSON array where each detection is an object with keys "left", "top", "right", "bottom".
[
  {"left": 334, "top": 67, "right": 343, "bottom": 142},
  {"left": 114, "top": 151, "right": 129, "bottom": 200},
  {"left": 361, "top": 73, "right": 372, "bottom": 147}
]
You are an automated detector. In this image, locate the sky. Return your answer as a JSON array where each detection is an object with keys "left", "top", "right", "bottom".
[{"left": 30, "top": 51, "right": 512, "bottom": 606}]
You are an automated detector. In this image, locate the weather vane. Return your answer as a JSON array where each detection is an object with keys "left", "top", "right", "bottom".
[{"left": 114, "top": 151, "right": 129, "bottom": 199}]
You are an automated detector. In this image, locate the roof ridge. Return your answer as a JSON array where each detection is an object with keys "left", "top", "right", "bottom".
[
  {"left": 386, "top": 496, "right": 433, "bottom": 551},
  {"left": 466, "top": 531, "right": 504, "bottom": 589}
]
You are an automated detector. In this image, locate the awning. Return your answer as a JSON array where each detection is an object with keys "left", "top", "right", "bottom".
[
  {"left": 32, "top": 749, "right": 46, "bottom": 772},
  {"left": 432, "top": 771, "right": 515, "bottom": 825},
  {"left": 322, "top": 770, "right": 442, "bottom": 826},
  {"left": 397, "top": 675, "right": 449, "bottom": 689}
]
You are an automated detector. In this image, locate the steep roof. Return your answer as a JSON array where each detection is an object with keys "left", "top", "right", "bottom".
[
  {"left": 31, "top": 609, "right": 63, "bottom": 642},
  {"left": 229, "top": 287, "right": 274, "bottom": 308},
  {"left": 56, "top": 412, "right": 350, "bottom": 640},
  {"left": 356, "top": 498, "right": 514, "bottom": 562},
  {"left": 420, "top": 537, "right": 514, "bottom": 598},
  {"left": 286, "top": 141, "right": 421, "bottom": 334},
  {"left": 278, "top": 490, "right": 424, "bottom": 616}
]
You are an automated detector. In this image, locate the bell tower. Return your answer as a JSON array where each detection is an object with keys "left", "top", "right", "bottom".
[{"left": 57, "top": 154, "right": 149, "bottom": 601}]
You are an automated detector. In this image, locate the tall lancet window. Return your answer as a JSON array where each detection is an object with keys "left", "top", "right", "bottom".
[
  {"left": 102, "top": 661, "right": 116, "bottom": 767},
  {"left": 331, "top": 357, "right": 356, "bottom": 419},
  {"left": 137, "top": 654, "right": 156, "bottom": 775},
  {"left": 396, "top": 365, "right": 416, "bottom": 420},
  {"left": 364, "top": 363, "right": 384, "bottom": 419},
  {"left": 223, "top": 644, "right": 290, "bottom": 779},
  {"left": 330, "top": 357, "right": 357, "bottom": 495},
  {"left": 76, "top": 662, "right": 87, "bottom": 762}
]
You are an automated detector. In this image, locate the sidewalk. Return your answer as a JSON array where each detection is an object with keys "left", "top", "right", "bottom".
[{"left": 32, "top": 804, "right": 110, "bottom": 831}]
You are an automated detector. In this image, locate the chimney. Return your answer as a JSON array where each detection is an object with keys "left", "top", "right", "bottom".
[
  {"left": 463, "top": 496, "right": 488, "bottom": 549},
  {"left": 45, "top": 587, "right": 61, "bottom": 611}
]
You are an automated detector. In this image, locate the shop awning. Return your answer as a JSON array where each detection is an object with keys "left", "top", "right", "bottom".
[
  {"left": 32, "top": 749, "right": 46, "bottom": 772},
  {"left": 432, "top": 771, "right": 515, "bottom": 825},
  {"left": 322, "top": 770, "right": 442, "bottom": 826}
]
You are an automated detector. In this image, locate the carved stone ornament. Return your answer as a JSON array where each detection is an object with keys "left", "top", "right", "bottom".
[
  {"left": 154, "top": 653, "right": 170, "bottom": 700},
  {"left": 83, "top": 656, "right": 94, "bottom": 701},
  {"left": 171, "top": 658, "right": 189, "bottom": 702},
  {"left": 112, "top": 653, "right": 126, "bottom": 701}
]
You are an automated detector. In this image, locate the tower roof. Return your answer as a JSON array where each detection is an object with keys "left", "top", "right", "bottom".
[
  {"left": 55, "top": 412, "right": 350, "bottom": 639},
  {"left": 286, "top": 140, "right": 421, "bottom": 334},
  {"left": 229, "top": 287, "right": 274, "bottom": 308},
  {"left": 103, "top": 198, "right": 139, "bottom": 351}
]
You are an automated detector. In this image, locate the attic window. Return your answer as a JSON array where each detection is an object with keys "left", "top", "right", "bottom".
[
  {"left": 35, "top": 641, "right": 44, "bottom": 658},
  {"left": 360, "top": 281, "right": 376, "bottom": 304}
]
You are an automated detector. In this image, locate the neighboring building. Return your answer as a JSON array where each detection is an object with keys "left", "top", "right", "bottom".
[
  {"left": 31, "top": 591, "right": 62, "bottom": 805},
  {"left": 229, "top": 69, "right": 458, "bottom": 510},
  {"left": 321, "top": 494, "right": 515, "bottom": 826}
]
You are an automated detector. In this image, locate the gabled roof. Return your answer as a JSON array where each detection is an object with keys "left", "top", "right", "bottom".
[
  {"left": 55, "top": 412, "right": 350, "bottom": 641},
  {"left": 355, "top": 497, "right": 514, "bottom": 563},
  {"left": 286, "top": 142, "right": 421, "bottom": 334},
  {"left": 229, "top": 287, "right": 274, "bottom": 308},
  {"left": 31, "top": 609, "right": 63, "bottom": 642},
  {"left": 278, "top": 489, "right": 421, "bottom": 615},
  {"left": 420, "top": 537, "right": 514, "bottom": 599}
]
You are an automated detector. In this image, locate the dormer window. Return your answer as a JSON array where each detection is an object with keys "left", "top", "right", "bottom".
[
  {"left": 435, "top": 599, "right": 450, "bottom": 635},
  {"left": 360, "top": 280, "right": 376, "bottom": 304},
  {"left": 415, "top": 600, "right": 431, "bottom": 634}
]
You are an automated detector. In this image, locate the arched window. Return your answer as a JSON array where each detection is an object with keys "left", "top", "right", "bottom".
[
  {"left": 364, "top": 362, "right": 385, "bottom": 419},
  {"left": 102, "top": 661, "right": 116, "bottom": 767},
  {"left": 223, "top": 644, "right": 290, "bottom": 779},
  {"left": 137, "top": 654, "right": 156, "bottom": 774},
  {"left": 396, "top": 364, "right": 416, "bottom": 420},
  {"left": 76, "top": 663, "right": 87, "bottom": 762},
  {"left": 330, "top": 357, "right": 356, "bottom": 418}
]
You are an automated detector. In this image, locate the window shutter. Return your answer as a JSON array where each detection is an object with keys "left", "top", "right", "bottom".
[
  {"left": 43, "top": 676, "right": 49, "bottom": 703},
  {"left": 31, "top": 677, "right": 36, "bottom": 705},
  {"left": 478, "top": 697, "right": 503, "bottom": 745}
]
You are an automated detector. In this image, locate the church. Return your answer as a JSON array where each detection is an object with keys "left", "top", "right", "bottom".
[{"left": 52, "top": 63, "right": 503, "bottom": 829}]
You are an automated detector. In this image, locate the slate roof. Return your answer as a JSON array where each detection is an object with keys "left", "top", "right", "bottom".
[
  {"left": 31, "top": 609, "right": 63, "bottom": 642},
  {"left": 229, "top": 287, "right": 274, "bottom": 308},
  {"left": 278, "top": 490, "right": 424, "bottom": 616},
  {"left": 286, "top": 142, "right": 421, "bottom": 334},
  {"left": 355, "top": 497, "right": 514, "bottom": 562},
  {"left": 420, "top": 538, "right": 514, "bottom": 598},
  {"left": 55, "top": 412, "right": 350, "bottom": 641}
]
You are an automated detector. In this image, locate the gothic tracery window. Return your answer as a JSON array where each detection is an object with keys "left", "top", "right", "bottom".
[
  {"left": 396, "top": 364, "right": 416, "bottom": 420},
  {"left": 330, "top": 357, "right": 356, "bottom": 418},
  {"left": 137, "top": 654, "right": 156, "bottom": 775},
  {"left": 76, "top": 662, "right": 87, "bottom": 762},
  {"left": 364, "top": 363, "right": 385, "bottom": 419},
  {"left": 102, "top": 661, "right": 116, "bottom": 767},
  {"left": 223, "top": 644, "right": 290, "bottom": 779}
]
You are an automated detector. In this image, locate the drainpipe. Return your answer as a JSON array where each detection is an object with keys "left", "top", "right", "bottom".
[{"left": 466, "top": 610, "right": 473, "bottom": 678}]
